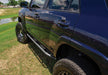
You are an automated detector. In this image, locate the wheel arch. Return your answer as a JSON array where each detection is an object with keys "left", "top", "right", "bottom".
[
  {"left": 18, "top": 17, "right": 22, "bottom": 22},
  {"left": 56, "top": 44, "right": 101, "bottom": 75},
  {"left": 17, "top": 16, "right": 27, "bottom": 33}
]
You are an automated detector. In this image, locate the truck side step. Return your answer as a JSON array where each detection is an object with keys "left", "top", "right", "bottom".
[{"left": 27, "top": 34, "right": 56, "bottom": 60}]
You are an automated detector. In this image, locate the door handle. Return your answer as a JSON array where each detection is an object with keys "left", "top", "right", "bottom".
[{"left": 57, "top": 20, "right": 69, "bottom": 27}]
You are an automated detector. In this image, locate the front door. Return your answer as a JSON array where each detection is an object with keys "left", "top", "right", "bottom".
[
  {"left": 25, "top": 0, "right": 48, "bottom": 46},
  {"left": 25, "top": 0, "right": 80, "bottom": 53},
  {"left": 40, "top": 0, "right": 80, "bottom": 52}
]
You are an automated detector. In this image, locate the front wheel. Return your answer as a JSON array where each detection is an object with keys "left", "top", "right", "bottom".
[{"left": 16, "top": 22, "right": 29, "bottom": 44}]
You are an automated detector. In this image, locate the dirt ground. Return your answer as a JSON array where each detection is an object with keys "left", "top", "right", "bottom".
[
  {"left": 0, "top": 9, "right": 5, "bottom": 15},
  {"left": 0, "top": 44, "right": 52, "bottom": 75}
]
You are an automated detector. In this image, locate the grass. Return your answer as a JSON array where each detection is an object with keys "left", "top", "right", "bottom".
[
  {"left": 0, "top": 22, "right": 54, "bottom": 75},
  {"left": 0, "top": 22, "right": 19, "bottom": 53},
  {"left": 0, "top": 44, "right": 54, "bottom": 75},
  {"left": 0, "top": 8, "right": 21, "bottom": 19},
  {"left": 0, "top": 14, "right": 18, "bottom": 19},
  {"left": 0, "top": 9, "right": 55, "bottom": 74},
  {"left": 0, "top": 22, "right": 55, "bottom": 75}
]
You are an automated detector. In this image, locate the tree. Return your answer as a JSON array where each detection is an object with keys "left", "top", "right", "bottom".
[
  {"left": 8, "top": 0, "right": 18, "bottom": 6},
  {"left": 0, "top": 1, "right": 3, "bottom": 5},
  {"left": 18, "top": 0, "right": 25, "bottom": 4}
]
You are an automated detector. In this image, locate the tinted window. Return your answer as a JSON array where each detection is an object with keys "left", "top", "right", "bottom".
[
  {"left": 31, "top": 0, "right": 45, "bottom": 8},
  {"left": 48, "top": 0, "right": 71, "bottom": 10},
  {"left": 69, "top": 0, "right": 79, "bottom": 13},
  {"left": 105, "top": 0, "right": 108, "bottom": 8},
  {"left": 48, "top": 0, "right": 80, "bottom": 13}
]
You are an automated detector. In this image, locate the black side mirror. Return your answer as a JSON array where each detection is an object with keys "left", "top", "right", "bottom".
[{"left": 20, "top": 1, "right": 28, "bottom": 8}]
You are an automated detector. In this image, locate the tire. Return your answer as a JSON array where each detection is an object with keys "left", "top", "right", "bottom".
[
  {"left": 53, "top": 58, "right": 99, "bottom": 75},
  {"left": 16, "top": 22, "right": 29, "bottom": 44}
]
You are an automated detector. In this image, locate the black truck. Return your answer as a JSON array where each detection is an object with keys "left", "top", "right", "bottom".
[{"left": 16, "top": 0, "right": 108, "bottom": 75}]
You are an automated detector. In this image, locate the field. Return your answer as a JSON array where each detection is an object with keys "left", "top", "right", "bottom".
[
  {"left": 0, "top": 8, "right": 55, "bottom": 75},
  {"left": 0, "top": 8, "right": 20, "bottom": 19}
]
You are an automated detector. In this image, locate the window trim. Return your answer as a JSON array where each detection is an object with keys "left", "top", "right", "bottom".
[
  {"left": 29, "top": 0, "right": 47, "bottom": 9},
  {"left": 105, "top": 0, "right": 108, "bottom": 10},
  {"left": 28, "top": 0, "right": 33, "bottom": 8},
  {"left": 45, "top": 0, "right": 80, "bottom": 14}
]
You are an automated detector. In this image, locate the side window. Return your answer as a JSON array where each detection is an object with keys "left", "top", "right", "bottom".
[
  {"left": 105, "top": 0, "right": 108, "bottom": 8},
  {"left": 31, "top": 0, "right": 46, "bottom": 8},
  {"left": 48, "top": 0, "right": 80, "bottom": 13},
  {"left": 69, "top": 0, "right": 80, "bottom": 13},
  {"left": 48, "top": 0, "right": 71, "bottom": 10}
]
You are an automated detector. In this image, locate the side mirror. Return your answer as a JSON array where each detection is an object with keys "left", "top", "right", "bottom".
[{"left": 20, "top": 1, "right": 28, "bottom": 8}]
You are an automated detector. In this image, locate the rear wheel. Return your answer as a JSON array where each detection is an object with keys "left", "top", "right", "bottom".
[
  {"left": 16, "top": 22, "right": 29, "bottom": 44},
  {"left": 53, "top": 58, "right": 99, "bottom": 75}
]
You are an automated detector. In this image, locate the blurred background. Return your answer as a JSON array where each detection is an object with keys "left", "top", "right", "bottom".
[{"left": 0, "top": 0, "right": 30, "bottom": 8}]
